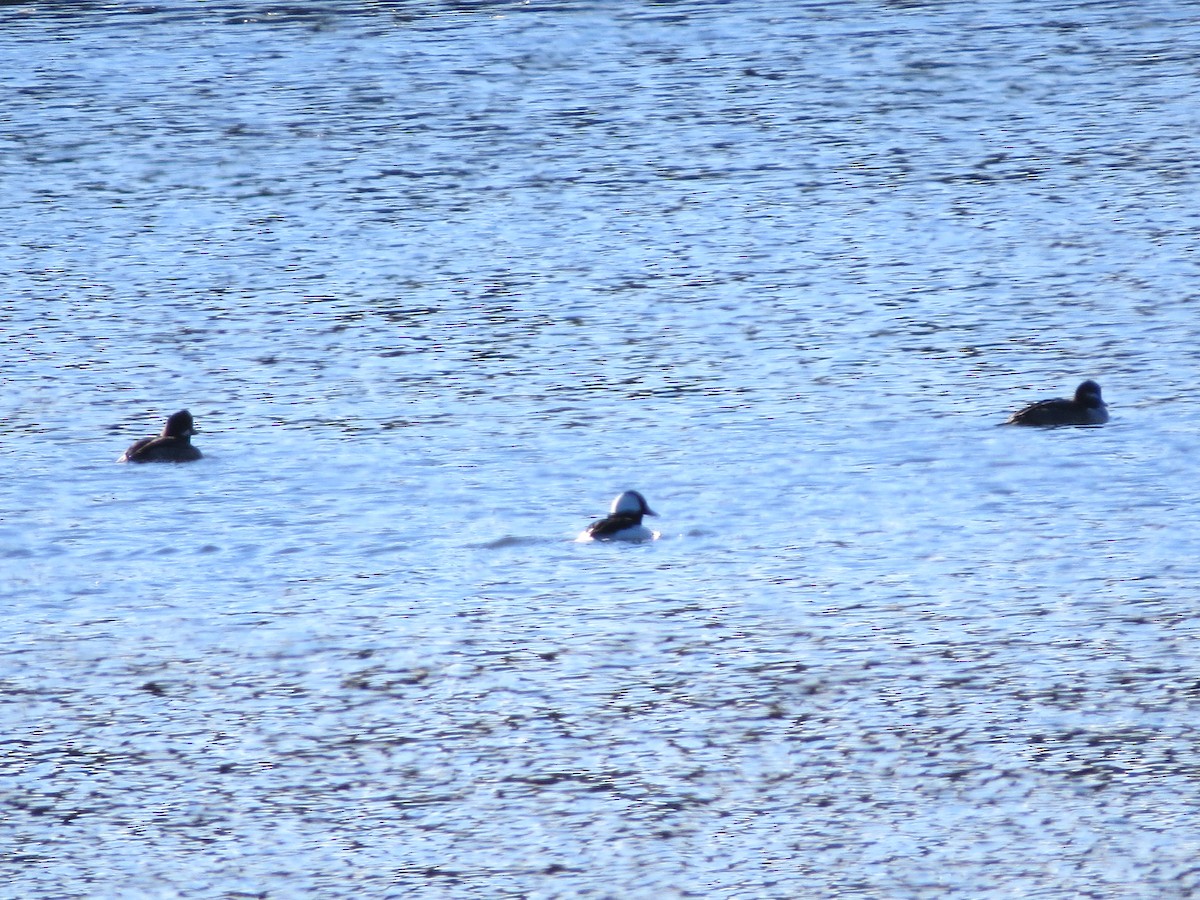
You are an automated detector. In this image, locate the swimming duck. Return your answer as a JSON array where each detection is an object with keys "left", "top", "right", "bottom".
[
  {"left": 1005, "top": 380, "right": 1108, "bottom": 427},
  {"left": 579, "top": 490, "right": 659, "bottom": 542},
  {"left": 118, "top": 409, "right": 203, "bottom": 463}
]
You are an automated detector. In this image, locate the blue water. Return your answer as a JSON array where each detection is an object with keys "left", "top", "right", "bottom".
[{"left": 4, "top": 2, "right": 1200, "bottom": 897}]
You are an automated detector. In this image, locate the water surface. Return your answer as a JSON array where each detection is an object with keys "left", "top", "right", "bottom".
[{"left": 3, "top": 2, "right": 1200, "bottom": 897}]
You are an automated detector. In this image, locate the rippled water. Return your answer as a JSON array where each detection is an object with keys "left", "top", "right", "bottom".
[{"left": 4, "top": 2, "right": 1200, "bottom": 897}]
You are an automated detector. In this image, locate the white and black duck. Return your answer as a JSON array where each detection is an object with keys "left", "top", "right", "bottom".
[{"left": 579, "top": 490, "right": 659, "bottom": 542}]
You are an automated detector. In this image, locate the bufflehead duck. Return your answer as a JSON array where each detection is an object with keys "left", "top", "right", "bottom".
[
  {"left": 1005, "top": 380, "right": 1108, "bottom": 427},
  {"left": 578, "top": 490, "right": 659, "bottom": 542},
  {"left": 118, "top": 409, "right": 202, "bottom": 463}
]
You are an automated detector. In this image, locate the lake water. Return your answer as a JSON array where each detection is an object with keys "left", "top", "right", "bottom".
[{"left": 4, "top": 1, "right": 1200, "bottom": 897}]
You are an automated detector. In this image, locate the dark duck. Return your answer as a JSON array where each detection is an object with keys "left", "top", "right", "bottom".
[
  {"left": 118, "top": 409, "right": 203, "bottom": 463},
  {"left": 1005, "top": 380, "right": 1108, "bottom": 427}
]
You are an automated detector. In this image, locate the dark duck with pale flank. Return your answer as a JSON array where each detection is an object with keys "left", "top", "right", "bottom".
[{"left": 118, "top": 410, "right": 202, "bottom": 463}]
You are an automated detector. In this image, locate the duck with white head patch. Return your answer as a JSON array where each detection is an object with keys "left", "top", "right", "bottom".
[{"left": 578, "top": 490, "right": 659, "bottom": 542}]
